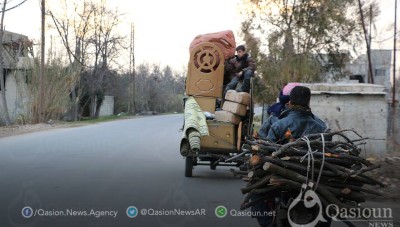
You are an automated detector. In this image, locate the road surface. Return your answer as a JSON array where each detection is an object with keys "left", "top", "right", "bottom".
[
  {"left": 0, "top": 114, "right": 398, "bottom": 227},
  {"left": 0, "top": 115, "right": 261, "bottom": 227}
]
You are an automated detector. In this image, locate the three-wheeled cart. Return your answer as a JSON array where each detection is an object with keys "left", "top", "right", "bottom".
[{"left": 180, "top": 31, "right": 254, "bottom": 177}]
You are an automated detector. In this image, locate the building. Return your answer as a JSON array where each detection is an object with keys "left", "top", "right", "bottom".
[
  {"left": 346, "top": 49, "right": 398, "bottom": 102},
  {"left": 0, "top": 30, "right": 33, "bottom": 125},
  {"left": 310, "top": 50, "right": 398, "bottom": 153}
]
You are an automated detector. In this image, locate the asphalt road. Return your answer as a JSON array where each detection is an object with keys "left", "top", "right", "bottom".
[
  {"left": 0, "top": 115, "right": 260, "bottom": 227},
  {"left": 0, "top": 114, "right": 398, "bottom": 227}
]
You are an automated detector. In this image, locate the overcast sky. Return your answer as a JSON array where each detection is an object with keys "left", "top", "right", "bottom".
[{"left": 2, "top": 0, "right": 396, "bottom": 71}]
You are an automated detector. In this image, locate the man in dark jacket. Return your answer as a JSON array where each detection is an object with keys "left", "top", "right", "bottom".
[
  {"left": 224, "top": 45, "right": 256, "bottom": 94},
  {"left": 251, "top": 86, "right": 329, "bottom": 227},
  {"left": 267, "top": 86, "right": 327, "bottom": 143},
  {"left": 257, "top": 82, "right": 328, "bottom": 139}
]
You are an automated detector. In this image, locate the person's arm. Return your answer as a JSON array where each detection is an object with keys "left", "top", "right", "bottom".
[
  {"left": 258, "top": 115, "right": 278, "bottom": 139},
  {"left": 224, "top": 58, "right": 234, "bottom": 73},
  {"left": 243, "top": 55, "right": 256, "bottom": 72},
  {"left": 314, "top": 115, "right": 328, "bottom": 130},
  {"left": 313, "top": 114, "right": 332, "bottom": 140},
  {"left": 228, "top": 58, "right": 243, "bottom": 76},
  {"left": 258, "top": 119, "right": 271, "bottom": 139},
  {"left": 266, "top": 122, "right": 281, "bottom": 143}
]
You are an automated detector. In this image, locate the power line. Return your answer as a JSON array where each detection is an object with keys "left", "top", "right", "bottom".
[
  {"left": 0, "top": 0, "right": 16, "bottom": 5},
  {"left": 373, "top": 31, "right": 400, "bottom": 43},
  {"left": 0, "top": 0, "right": 28, "bottom": 13}
]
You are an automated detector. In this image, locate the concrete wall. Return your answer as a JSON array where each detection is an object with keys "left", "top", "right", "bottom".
[
  {"left": 0, "top": 30, "right": 33, "bottom": 125},
  {"left": 346, "top": 49, "right": 397, "bottom": 102},
  {"left": 0, "top": 71, "right": 30, "bottom": 124},
  {"left": 303, "top": 83, "right": 388, "bottom": 155},
  {"left": 99, "top": 96, "right": 114, "bottom": 117},
  {"left": 2, "top": 31, "right": 31, "bottom": 69},
  {"left": 371, "top": 50, "right": 391, "bottom": 91}
]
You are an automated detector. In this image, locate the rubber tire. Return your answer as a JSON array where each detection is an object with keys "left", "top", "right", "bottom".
[
  {"left": 210, "top": 163, "right": 217, "bottom": 170},
  {"left": 185, "top": 157, "right": 193, "bottom": 177}
]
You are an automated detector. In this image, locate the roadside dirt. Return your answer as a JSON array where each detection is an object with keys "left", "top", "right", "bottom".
[
  {"left": 364, "top": 152, "right": 400, "bottom": 202},
  {"left": 0, "top": 122, "right": 89, "bottom": 139},
  {"left": 0, "top": 116, "right": 140, "bottom": 139}
]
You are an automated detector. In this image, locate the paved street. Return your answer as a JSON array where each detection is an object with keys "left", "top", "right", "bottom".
[
  {"left": 0, "top": 114, "right": 398, "bottom": 227},
  {"left": 0, "top": 115, "right": 259, "bottom": 227}
]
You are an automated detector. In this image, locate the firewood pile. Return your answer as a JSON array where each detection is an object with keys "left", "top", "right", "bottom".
[{"left": 239, "top": 130, "right": 384, "bottom": 213}]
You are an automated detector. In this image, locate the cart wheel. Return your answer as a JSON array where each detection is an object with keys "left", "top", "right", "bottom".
[
  {"left": 210, "top": 160, "right": 217, "bottom": 170},
  {"left": 210, "top": 163, "right": 217, "bottom": 170},
  {"left": 185, "top": 157, "right": 194, "bottom": 177}
]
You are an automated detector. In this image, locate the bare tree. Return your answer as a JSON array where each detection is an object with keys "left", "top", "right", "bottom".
[
  {"left": 48, "top": 1, "right": 96, "bottom": 121},
  {"left": 85, "top": 1, "right": 125, "bottom": 117},
  {"left": 49, "top": 0, "right": 125, "bottom": 118},
  {"left": 28, "top": 53, "right": 81, "bottom": 122}
]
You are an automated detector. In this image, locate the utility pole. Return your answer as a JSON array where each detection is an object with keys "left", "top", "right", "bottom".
[
  {"left": 369, "top": 5, "right": 374, "bottom": 84},
  {"left": 369, "top": 5, "right": 372, "bottom": 53},
  {"left": 39, "top": 0, "right": 45, "bottom": 122},
  {"left": 357, "top": 0, "right": 374, "bottom": 84},
  {"left": 394, "top": 0, "right": 398, "bottom": 108},
  {"left": 128, "top": 25, "right": 132, "bottom": 114},
  {"left": 128, "top": 23, "right": 135, "bottom": 114}
]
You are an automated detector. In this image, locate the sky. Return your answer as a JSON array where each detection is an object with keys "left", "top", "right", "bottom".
[
  {"left": 2, "top": 0, "right": 242, "bottom": 71},
  {"left": 1, "top": 0, "right": 397, "bottom": 71}
]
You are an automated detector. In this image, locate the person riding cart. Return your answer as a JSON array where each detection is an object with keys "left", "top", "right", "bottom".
[
  {"left": 180, "top": 30, "right": 255, "bottom": 177},
  {"left": 224, "top": 45, "right": 256, "bottom": 96}
]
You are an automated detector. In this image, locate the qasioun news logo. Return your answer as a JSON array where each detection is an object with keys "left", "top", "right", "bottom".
[{"left": 287, "top": 183, "right": 394, "bottom": 227}]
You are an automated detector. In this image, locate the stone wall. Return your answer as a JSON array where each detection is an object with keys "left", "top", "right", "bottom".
[{"left": 303, "top": 83, "right": 388, "bottom": 155}]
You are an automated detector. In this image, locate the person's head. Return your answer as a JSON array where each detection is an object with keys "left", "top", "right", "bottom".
[
  {"left": 282, "top": 82, "right": 301, "bottom": 96},
  {"left": 279, "top": 82, "right": 301, "bottom": 105},
  {"left": 236, "top": 45, "right": 246, "bottom": 58},
  {"left": 278, "top": 90, "right": 290, "bottom": 105},
  {"left": 289, "top": 86, "right": 311, "bottom": 108}
]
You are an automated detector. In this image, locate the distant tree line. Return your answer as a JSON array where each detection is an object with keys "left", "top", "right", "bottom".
[
  {"left": 83, "top": 63, "right": 185, "bottom": 117},
  {"left": 37, "top": 0, "right": 185, "bottom": 121},
  {"left": 0, "top": 0, "right": 186, "bottom": 125}
]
